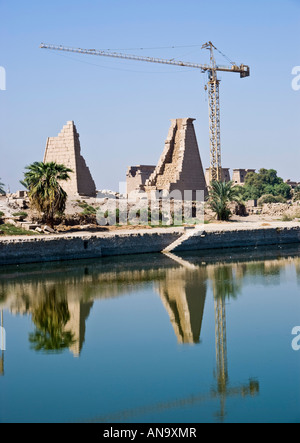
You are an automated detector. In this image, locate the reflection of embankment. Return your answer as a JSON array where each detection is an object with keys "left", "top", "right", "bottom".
[{"left": 0, "top": 254, "right": 176, "bottom": 308}]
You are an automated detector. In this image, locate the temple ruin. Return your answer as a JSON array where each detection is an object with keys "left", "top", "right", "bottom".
[
  {"left": 44, "top": 121, "right": 97, "bottom": 197},
  {"left": 232, "top": 169, "right": 256, "bottom": 185},
  {"left": 205, "top": 168, "right": 231, "bottom": 187},
  {"left": 205, "top": 168, "right": 257, "bottom": 187},
  {"left": 126, "top": 165, "right": 156, "bottom": 197},
  {"left": 126, "top": 118, "right": 207, "bottom": 199}
]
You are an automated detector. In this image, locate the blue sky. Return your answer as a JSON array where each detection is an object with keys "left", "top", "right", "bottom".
[{"left": 0, "top": 0, "right": 299, "bottom": 191}]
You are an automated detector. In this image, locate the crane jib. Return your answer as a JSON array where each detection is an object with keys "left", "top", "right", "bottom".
[{"left": 40, "top": 44, "right": 250, "bottom": 77}]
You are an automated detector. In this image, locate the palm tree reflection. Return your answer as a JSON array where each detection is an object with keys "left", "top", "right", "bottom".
[{"left": 29, "top": 288, "right": 75, "bottom": 353}]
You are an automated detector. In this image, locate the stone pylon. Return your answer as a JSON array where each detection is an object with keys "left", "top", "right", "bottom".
[
  {"left": 44, "top": 121, "right": 97, "bottom": 197},
  {"left": 145, "top": 118, "right": 207, "bottom": 199}
]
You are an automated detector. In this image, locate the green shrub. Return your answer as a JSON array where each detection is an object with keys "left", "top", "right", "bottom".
[
  {"left": 78, "top": 201, "right": 97, "bottom": 216},
  {"left": 238, "top": 169, "right": 292, "bottom": 201},
  {"left": 281, "top": 214, "right": 293, "bottom": 222},
  {"left": 0, "top": 224, "right": 37, "bottom": 236},
  {"left": 12, "top": 211, "right": 28, "bottom": 218},
  {"left": 82, "top": 207, "right": 96, "bottom": 216},
  {"left": 258, "top": 194, "right": 287, "bottom": 205}
]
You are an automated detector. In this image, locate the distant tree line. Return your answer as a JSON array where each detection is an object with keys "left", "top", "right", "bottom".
[
  {"left": 207, "top": 168, "right": 296, "bottom": 221},
  {"left": 235, "top": 169, "right": 292, "bottom": 201}
]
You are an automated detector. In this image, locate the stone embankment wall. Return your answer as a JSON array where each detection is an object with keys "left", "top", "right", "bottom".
[
  {"left": 171, "top": 224, "right": 300, "bottom": 252},
  {"left": 0, "top": 223, "right": 299, "bottom": 265},
  {"left": 0, "top": 230, "right": 182, "bottom": 265}
]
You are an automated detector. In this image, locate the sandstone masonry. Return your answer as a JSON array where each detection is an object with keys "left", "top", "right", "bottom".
[
  {"left": 126, "top": 165, "right": 156, "bottom": 196},
  {"left": 205, "top": 168, "right": 231, "bottom": 187},
  {"left": 44, "top": 121, "right": 97, "bottom": 197},
  {"left": 142, "top": 118, "right": 207, "bottom": 198},
  {"left": 232, "top": 169, "right": 256, "bottom": 186}
]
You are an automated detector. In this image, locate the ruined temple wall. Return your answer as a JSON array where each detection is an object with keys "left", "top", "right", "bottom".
[
  {"left": 126, "top": 165, "right": 156, "bottom": 196},
  {"left": 205, "top": 168, "right": 231, "bottom": 187},
  {"left": 44, "top": 121, "right": 96, "bottom": 197},
  {"left": 170, "top": 119, "right": 207, "bottom": 197},
  {"left": 146, "top": 120, "right": 178, "bottom": 185},
  {"left": 232, "top": 169, "right": 256, "bottom": 185},
  {"left": 145, "top": 118, "right": 207, "bottom": 198}
]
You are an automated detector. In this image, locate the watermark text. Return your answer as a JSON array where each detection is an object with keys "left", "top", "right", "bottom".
[
  {"left": 292, "top": 66, "right": 300, "bottom": 91},
  {"left": 0, "top": 66, "right": 6, "bottom": 91},
  {"left": 96, "top": 189, "right": 205, "bottom": 228},
  {"left": 292, "top": 326, "right": 300, "bottom": 351}
]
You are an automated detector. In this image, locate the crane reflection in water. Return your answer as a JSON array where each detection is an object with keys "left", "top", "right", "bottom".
[{"left": 156, "top": 252, "right": 259, "bottom": 422}]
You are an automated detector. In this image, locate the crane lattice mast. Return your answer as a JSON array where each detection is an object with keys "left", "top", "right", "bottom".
[{"left": 40, "top": 42, "right": 250, "bottom": 182}]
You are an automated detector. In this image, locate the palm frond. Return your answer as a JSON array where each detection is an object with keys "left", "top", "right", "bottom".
[{"left": 208, "top": 180, "right": 240, "bottom": 221}]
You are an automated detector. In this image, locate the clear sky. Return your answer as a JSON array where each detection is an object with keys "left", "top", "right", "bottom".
[{"left": 0, "top": 0, "right": 299, "bottom": 192}]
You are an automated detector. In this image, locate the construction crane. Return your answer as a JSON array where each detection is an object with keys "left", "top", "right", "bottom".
[{"left": 40, "top": 42, "right": 250, "bottom": 183}]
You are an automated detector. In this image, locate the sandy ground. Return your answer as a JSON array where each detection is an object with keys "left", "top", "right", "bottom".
[
  {"left": 1, "top": 194, "right": 299, "bottom": 238},
  {"left": 1, "top": 221, "right": 299, "bottom": 242}
]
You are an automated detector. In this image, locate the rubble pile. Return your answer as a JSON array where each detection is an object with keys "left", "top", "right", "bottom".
[{"left": 261, "top": 202, "right": 300, "bottom": 218}]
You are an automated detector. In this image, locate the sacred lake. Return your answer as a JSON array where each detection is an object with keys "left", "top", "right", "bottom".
[{"left": 0, "top": 245, "right": 299, "bottom": 423}]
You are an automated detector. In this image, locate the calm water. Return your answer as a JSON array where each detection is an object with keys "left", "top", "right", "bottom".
[{"left": 0, "top": 246, "right": 299, "bottom": 423}]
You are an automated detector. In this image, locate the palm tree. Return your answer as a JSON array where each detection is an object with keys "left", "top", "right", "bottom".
[
  {"left": 21, "top": 162, "right": 72, "bottom": 228},
  {"left": 208, "top": 181, "right": 242, "bottom": 221},
  {"left": 0, "top": 178, "right": 5, "bottom": 195}
]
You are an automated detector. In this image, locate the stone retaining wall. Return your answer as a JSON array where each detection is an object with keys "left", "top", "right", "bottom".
[
  {"left": 173, "top": 225, "right": 300, "bottom": 252},
  {"left": 0, "top": 230, "right": 182, "bottom": 265},
  {"left": 0, "top": 224, "right": 299, "bottom": 266}
]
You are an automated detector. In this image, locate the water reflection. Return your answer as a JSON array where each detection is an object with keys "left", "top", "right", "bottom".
[
  {"left": 0, "top": 310, "right": 4, "bottom": 376},
  {"left": 0, "top": 245, "right": 299, "bottom": 421},
  {"left": 296, "top": 261, "right": 300, "bottom": 285},
  {"left": 211, "top": 267, "right": 257, "bottom": 422},
  {"left": 156, "top": 264, "right": 207, "bottom": 344},
  {"left": 0, "top": 246, "right": 299, "bottom": 359},
  {"left": 29, "top": 287, "right": 74, "bottom": 353}
]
